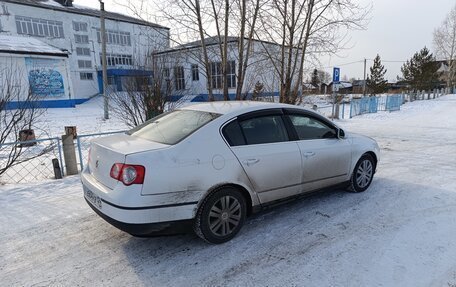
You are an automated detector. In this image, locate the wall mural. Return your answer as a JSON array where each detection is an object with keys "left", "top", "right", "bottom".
[{"left": 25, "top": 58, "right": 65, "bottom": 98}]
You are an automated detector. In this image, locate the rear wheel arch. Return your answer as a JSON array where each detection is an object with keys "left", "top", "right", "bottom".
[
  {"left": 197, "top": 183, "right": 254, "bottom": 217},
  {"left": 194, "top": 184, "right": 250, "bottom": 243}
]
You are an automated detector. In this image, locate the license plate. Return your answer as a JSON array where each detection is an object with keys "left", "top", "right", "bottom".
[{"left": 84, "top": 188, "right": 102, "bottom": 209}]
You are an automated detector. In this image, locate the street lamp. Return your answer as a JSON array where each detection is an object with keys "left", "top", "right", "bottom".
[{"left": 99, "top": 0, "right": 109, "bottom": 119}]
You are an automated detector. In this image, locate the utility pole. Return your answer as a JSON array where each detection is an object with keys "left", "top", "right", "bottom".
[
  {"left": 99, "top": 0, "right": 109, "bottom": 119},
  {"left": 362, "top": 58, "right": 367, "bottom": 97}
]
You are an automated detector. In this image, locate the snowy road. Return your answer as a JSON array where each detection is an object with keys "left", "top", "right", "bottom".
[{"left": 1, "top": 95, "right": 456, "bottom": 286}]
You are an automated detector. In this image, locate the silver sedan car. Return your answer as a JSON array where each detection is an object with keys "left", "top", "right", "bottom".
[{"left": 81, "top": 101, "right": 380, "bottom": 244}]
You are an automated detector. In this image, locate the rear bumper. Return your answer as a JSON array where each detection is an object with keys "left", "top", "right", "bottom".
[
  {"left": 85, "top": 198, "right": 193, "bottom": 236},
  {"left": 81, "top": 170, "right": 199, "bottom": 233}
]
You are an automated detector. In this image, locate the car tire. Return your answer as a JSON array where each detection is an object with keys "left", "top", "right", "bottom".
[
  {"left": 348, "top": 154, "right": 375, "bottom": 193},
  {"left": 194, "top": 187, "right": 246, "bottom": 244}
]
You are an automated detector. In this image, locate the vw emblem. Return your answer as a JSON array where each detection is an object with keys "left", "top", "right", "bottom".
[{"left": 95, "top": 160, "right": 99, "bottom": 168}]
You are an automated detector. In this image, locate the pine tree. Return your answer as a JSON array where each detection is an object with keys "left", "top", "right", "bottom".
[
  {"left": 366, "top": 54, "right": 387, "bottom": 95},
  {"left": 400, "top": 47, "right": 439, "bottom": 91},
  {"left": 310, "top": 69, "right": 320, "bottom": 87}
]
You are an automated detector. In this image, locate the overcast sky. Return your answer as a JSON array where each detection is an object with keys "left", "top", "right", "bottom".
[{"left": 75, "top": 0, "right": 455, "bottom": 82}]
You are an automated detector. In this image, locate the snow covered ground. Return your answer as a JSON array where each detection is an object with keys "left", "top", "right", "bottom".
[{"left": 1, "top": 95, "right": 456, "bottom": 286}]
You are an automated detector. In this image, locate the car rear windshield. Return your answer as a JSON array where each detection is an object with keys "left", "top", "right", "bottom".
[{"left": 127, "top": 109, "right": 220, "bottom": 145}]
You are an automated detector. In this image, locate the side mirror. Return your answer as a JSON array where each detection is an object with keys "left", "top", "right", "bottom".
[{"left": 337, "top": 128, "right": 345, "bottom": 139}]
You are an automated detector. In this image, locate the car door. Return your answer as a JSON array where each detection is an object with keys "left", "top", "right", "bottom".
[
  {"left": 285, "top": 110, "right": 352, "bottom": 192},
  {"left": 222, "top": 109, "right": 303, "bottom": 204}
]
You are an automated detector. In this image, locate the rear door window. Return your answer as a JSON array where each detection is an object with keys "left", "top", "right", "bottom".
[{"left": 239, "top": 115, "right": 289, "bottom": 145}]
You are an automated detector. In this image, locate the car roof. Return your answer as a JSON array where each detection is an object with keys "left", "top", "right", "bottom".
[{"left": 181, "top": 101, "right": 304, "bottom": 116}]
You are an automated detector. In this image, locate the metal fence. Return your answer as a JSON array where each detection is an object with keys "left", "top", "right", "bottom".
[
  {"left": 75, "top": 130, "right": 127, "bottom": 171},
  {"left": 0, "top": 137, "right": 63, "bottom": 184},
  {"left": 314, "top": 103, "right": 348, "bottom": 119},
  {"left": 349, "top": 96, "right": 379, "bottom": 118},
  {"left": 0, "top": 130, "right": 127, "bottom": 184},
  {"left": 385, "top": 94, "right": 403, "bottom": 112}
]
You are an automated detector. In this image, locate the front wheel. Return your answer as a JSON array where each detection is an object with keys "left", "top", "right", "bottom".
[
  {"left": 348, "top": 154, "right": 375, "bottom": 192},
  {"left": 194, "top": 187, "right": 246, "bottom": 244}
]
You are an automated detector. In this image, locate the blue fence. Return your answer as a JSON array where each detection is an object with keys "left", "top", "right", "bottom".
[
  {"left": 349, "top": 95, "right": 405, "bottom": 118},
  {"left": 349, "top": 96, "right": 378, "bottom": 118},
  {"left": 385, "top": 94, "right": 403, "bottom": 112}
]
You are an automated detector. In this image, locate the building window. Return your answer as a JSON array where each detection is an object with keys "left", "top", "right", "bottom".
[
  {"left": 15, "top": 16, "right": 64, "bottom": 38},
  {"left": 75, "top": 34, "right": 89, "bottom": 44},
  {"left": 78, "top": 60, "right": 92, "bottom": 69},
  {"left": 96, "top": 29, "right": 131, "bottom": 46},
  {"left": 174, "top": 66, "right": 185, "bottom": 90},
  {"left": 2, "top": 3, "right": 9, "bottom": 15},
  {"left": 210, "top": 62, "right": 222, "bottom": 89},
  {"left": 191, "top": 64, "right": 199, "bottom": 81},
  {"left": 100, "top": 53, "right": 133, "bottom": 66},
  {"left": 163, "top": 68, "right": 170, "bottom": 78},
  {"left": 226, "top": 60, "right": 236, "bottom": 88},
  {"left": 210, "top": 61, "right": 236, "bottom": 89},
  {"left": 76, "top": 47, "right": 91, "bottom": 56},
  {"left": 80, "top": 72, "right": 93, "bottom": 80},
  {"left": 73, "top": 21, "right": 87, "bottom": 32}
]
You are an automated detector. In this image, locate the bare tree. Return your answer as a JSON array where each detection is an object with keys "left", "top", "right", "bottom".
[
  {"left": 117, "top": 0, "right": 216, "bottom": 101},
  {"left": 209, "top": 0, "right": 230, "bottom": 100},
  {"left": 109, "top": 54, "right": 188, "bottom": 128},
  {"left": 232, "top": 0, "right": 263, "bottom": 100},
  {"left": 433, "top": 3, "right": 456, "bottom": 88},
  {"left": 118, "top": 0, "right": 266, "bottom": 101},
  {"left": 256, "top": 0, "right": 369, "bottom": 104},
  {"left": 318, "top": 70, "right": 331, "bottom": 84},
  {"left": 117, "top": 0, "right": 367, "bottom": 104},
  {"left": 0, "top": 62, "right": 45, "bottom": 176}
]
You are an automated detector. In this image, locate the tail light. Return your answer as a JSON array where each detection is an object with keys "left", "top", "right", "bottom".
[{"left": 110, "top": 163, "right": 145, "bottom": 186}]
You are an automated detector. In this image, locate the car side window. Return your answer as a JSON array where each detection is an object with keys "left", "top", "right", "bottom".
[
  {"left": 222, "top": 120, "right": 246, "bottom": 146},
  {"left": 239, "top": 115, "right": 289, "bottom": 145},
  {"left": 288, "top": 114, "right": 337, "bottom": 140}
]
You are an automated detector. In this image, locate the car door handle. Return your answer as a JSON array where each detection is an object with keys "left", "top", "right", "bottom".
[
  {"left": 243, "top": 159, "right": 260, "bottom": 166},
  {"left": 303, "top": 151, "right": 315, "bottom": 158}
]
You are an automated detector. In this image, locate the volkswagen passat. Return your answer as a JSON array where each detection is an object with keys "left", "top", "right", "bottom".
[{"left": 81, "top": 101, "right": 379, "bottom": 244}]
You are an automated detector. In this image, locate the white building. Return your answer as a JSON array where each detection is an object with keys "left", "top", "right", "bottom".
[
  {"left": 0, "top": 0, "right": 169, "bottom": 107},
  {"left": 154, "top": 36, "right": 301, "bottom": 101}
]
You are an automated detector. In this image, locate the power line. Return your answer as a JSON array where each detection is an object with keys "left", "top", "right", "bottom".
[
  {"left": 321, "top": 60, "right": 364, "bottom": 69},
  {"left": 366, "top": 58, "right": 407, "bottom": 63},
  {"left": 321, "top": 58, "right": 407, "bottom": 69}
]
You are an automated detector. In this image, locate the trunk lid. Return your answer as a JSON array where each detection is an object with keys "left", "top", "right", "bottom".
[{"left": 88, "top": 133, "right": 169, "bottom": 189}]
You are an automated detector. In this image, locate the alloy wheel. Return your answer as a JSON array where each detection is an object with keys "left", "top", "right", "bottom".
[
  {"left": 208, "top": 195, "right": 242, "bottom": 237},
  {"left": 356, "top": 159, "right": 373, "bottom": 188}
]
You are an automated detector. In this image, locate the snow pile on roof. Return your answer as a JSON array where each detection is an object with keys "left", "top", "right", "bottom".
[
  {"left": 0, "top": 35, "right": 67, "bottom": 56},
  {"left": 336, "top": 81, "right": 353, "bottom": 88},
  {"left": 41, "top": 0, "right": 63, "bottom": 7}
]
